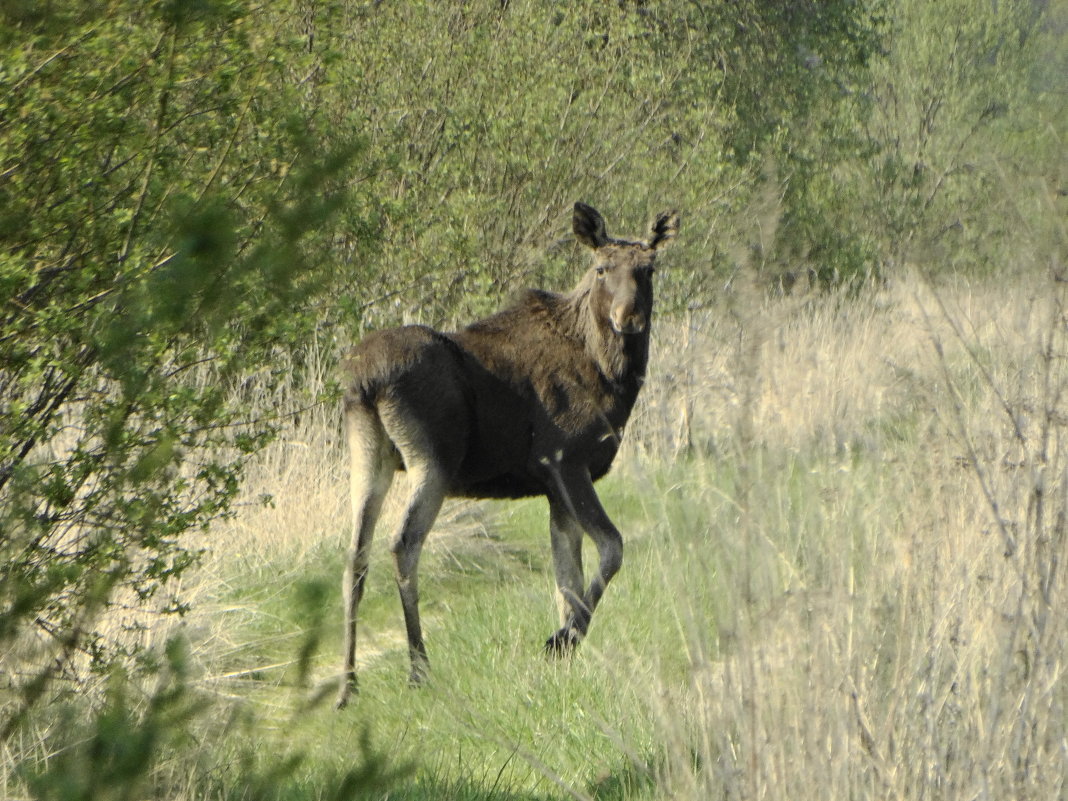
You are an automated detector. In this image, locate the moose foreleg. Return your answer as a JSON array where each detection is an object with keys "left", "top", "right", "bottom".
[
  {"left": 548, "top": 494, "right": 586, "bottom": 649},
  {"left": 544, "top": 467, "right": 623, "bottom": 654}
]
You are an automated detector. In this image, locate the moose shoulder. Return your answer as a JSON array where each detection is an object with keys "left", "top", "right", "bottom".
[{"left": 336, "top": 202, "right": 679, "bottom": 707}]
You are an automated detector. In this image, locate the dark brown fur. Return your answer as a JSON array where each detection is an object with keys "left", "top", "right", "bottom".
[{"left": 336, "top": 203, "right": 678, "bottom": 706}]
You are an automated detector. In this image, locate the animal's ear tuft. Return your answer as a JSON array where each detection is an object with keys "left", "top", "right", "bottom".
[
  {"left": 649, "top": 211, "right": 680, "bottom": 250},
  {"left": 573, "top": 203, "right": 609, "bottom": 249}
]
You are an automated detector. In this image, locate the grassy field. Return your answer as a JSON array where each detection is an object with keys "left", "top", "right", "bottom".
[{"left": 107, "top": 265, "right": 1063, "bottom": 801}]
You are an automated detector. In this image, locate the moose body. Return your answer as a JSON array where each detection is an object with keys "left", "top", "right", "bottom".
[{"left": 336, "top": 203, "right": 678, "bottom": 707}]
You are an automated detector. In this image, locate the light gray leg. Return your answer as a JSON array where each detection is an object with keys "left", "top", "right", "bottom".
[
  {"left": 390, "top": 463, "right": 446, "bottom": 685},
  {"left": 336, "top": 408, "right": 394, "bottom": 709}
]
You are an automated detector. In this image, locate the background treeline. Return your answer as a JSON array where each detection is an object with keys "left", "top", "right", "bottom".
[{"left": 1, "top": 0, "right": 1064, "bottom": 798}]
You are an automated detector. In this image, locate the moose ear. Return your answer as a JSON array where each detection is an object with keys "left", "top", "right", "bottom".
[
  {"left": 649, "top": 210, "right": 680, "bottom": 250},
  {"left": 573, "top": 202, "right": 609, "bottom": 249}
]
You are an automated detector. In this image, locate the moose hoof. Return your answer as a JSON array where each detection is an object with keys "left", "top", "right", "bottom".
[
  {"left": 335, "top": 677, "right": 358, "bottom": 710},
  {"left": 544, "top": 628, "right": 582, "bottom": 656},
  {"left": 407, "top": 660, "right": 429, "bottom": 688},
  {"left": 335, "top": 686, "right": 356, "bottom": 710}
]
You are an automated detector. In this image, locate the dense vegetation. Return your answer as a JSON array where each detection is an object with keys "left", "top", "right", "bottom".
[{"left": 1, "top": 0, "right": 1064, "bottom": 798}]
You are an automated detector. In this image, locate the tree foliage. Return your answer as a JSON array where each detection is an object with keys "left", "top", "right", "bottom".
[
  {"left": 0, "top": 0, "right": 379, "bottom": 704},
  {"left": 858, "top": 0, "right": 1058, "bottom": 275},
  {"left": 312, "top": 0, "right": 888, "bottom": 322}
]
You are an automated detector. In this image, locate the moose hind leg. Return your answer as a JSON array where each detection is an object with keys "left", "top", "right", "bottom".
[
  {"left": 337, "top": 406, "right": 395, "bottom": 709},
  {"left": 390, "top": 460, "right": 446, "bottom": 685}
]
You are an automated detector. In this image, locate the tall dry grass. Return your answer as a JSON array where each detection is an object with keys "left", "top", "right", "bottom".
[{"left": 628, "top": 267, "right": 1068, "bottom": 800}]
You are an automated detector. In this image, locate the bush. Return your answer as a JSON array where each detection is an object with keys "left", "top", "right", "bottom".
[{"left": 0, "top": 0, "right": 379, "bottom": 720}]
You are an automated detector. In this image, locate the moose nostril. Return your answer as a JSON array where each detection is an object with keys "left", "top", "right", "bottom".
[{"left": 611, "top": 310, "right": 645, "bottom": 334}]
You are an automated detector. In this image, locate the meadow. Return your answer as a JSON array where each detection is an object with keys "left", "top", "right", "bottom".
[{"left": 130, "top": 265, "right": 1066, "bottom": 800}]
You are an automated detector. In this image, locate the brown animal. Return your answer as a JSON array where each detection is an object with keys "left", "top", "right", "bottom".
[{"left": 336, "top": 203, "right": 679, "bottom": 707}]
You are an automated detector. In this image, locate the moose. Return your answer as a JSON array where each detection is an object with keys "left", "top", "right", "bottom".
[{"left": 336, "top": 202, "right": 679, "bottom": 707}]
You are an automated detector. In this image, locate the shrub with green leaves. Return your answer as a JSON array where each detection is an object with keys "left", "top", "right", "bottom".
[
  {"left": 313, "top": 0, "right": 888, "bottom": 321},
  {"left": 0, "top": 0, "right": 379, "bottom": 713}
]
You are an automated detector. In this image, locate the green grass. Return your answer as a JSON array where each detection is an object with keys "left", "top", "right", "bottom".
[{"left": 196, "top": 473, "right": 668, "bottom": 799}]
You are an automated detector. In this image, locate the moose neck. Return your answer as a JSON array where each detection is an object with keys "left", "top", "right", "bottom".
[{"left": 567, "top": 281, "right": 651, "bottom": 398}]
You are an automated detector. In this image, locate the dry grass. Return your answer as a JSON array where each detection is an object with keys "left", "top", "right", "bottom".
[
  {"left": 629, "top": 269, "right": 1068, "bottom": 801},
  {"left": 636, "top": 270, "right": 1050, "bottom": 458}
]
